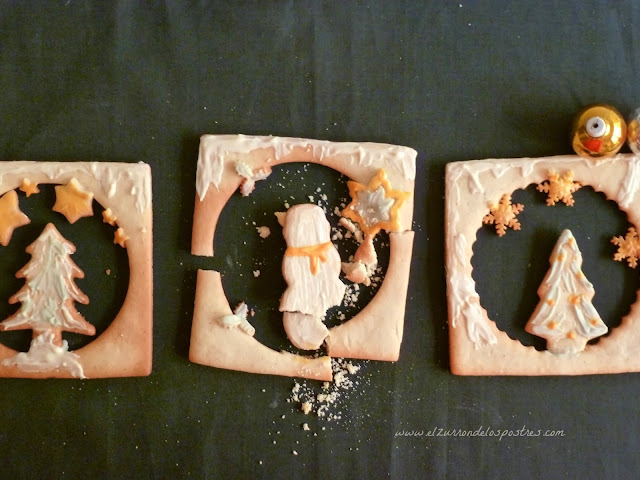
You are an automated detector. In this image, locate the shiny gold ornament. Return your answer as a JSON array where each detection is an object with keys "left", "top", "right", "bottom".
[
  {"left": 628, "top": 108, "right": 640, "bottom": 155},
  {"left": 571, "top": 104, "right": 626, "bottom": 158}
]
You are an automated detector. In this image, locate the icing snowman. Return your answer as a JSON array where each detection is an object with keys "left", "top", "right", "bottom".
[{"left": 280, "top": 204, "right": 346, "bottom": 350}]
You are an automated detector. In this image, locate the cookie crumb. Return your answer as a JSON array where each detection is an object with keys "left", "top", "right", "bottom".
[{"left": 256, "top": 226, "right": 271, "bottom": 238}]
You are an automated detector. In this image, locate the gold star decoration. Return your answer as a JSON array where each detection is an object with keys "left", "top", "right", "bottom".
[
  {"left": 19, "top": 178, "right": 40, "bottom": 197},
  {"left": 53, "top": 178, "right": 94, "bottom": 224},
  {"left": 114, "top": 227, "right": 129, "bottom": 248},
  {"left": 482, "top": 194, "right": 524, "bottom": 237},
  {"left": 0, "top": 190, "right": 30, "bottom": 246},
  {"left": 536, "top": 170, "right": 582, "bottom": 206},
  {"left": 102, "top": 208, "right": 117, "bottom": 226},
  {"left": 612, "top": 226, "right": 640, "bottom": 268},
  {"left": 341, "top": 169, "right": 410, "bottom": 236}
]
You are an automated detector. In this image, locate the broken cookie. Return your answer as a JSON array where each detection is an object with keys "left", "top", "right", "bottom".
[{"left": 189, "top": 135, "right": 416, "bottom": 380}]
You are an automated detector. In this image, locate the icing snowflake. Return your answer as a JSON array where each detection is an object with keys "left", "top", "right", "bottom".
[
  {"left": 482, "top": 194, "right": 524, "bottom": 237},
  {"left": 612, "top": 227, "right": 640, "bottom": 268},
  {"left": 536, "top": 170, "right": 581, "bottom": 206}
]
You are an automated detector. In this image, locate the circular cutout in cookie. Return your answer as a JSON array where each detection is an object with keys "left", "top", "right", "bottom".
[
  {"left": 214, "top": 162, "right": 390, "bottom": 354},
  {"left": 471, "top": 184, "right": 639, "bottom": 350},
  {"left": 0, "top": 185, "right": 129, "bottom": 352}
]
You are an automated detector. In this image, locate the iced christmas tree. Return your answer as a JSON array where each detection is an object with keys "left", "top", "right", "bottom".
[
  {"left": 525, "top": 229, "right": 608, "bottom": 355},
  {"left": 0, "top": 223, "right": 94, "bottom": 377}
]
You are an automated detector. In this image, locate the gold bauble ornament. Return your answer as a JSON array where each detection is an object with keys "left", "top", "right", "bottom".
[
  {"left": 571, "top": 104, "right": 626, "bottom": 159},
  {"left": 628, "top": 108, "right": 640, "bottom": 155}
]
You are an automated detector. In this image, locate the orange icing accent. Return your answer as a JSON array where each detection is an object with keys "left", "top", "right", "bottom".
[
  {"left": 569, "top": 294, "right": 581, "bottom": 305},
  {"left": 342, "top": 169, "right": 410, "bottom": 237},
  {"left": 590, "top": 318, "right": 600, "bottom": 326},
  {"left": 0, "top": 190, "right": 30, "bottom": 246},
  {"left": 556, "top": 253, "right": 565, "bottom": 262},
  {"left": 285, "top": 242, "right": 333, "bottom": 275},
  {"left": 546, "top": 299, "right": 555, "bottom": 306},
  {"left": 567, "top": 331, "right": 576, "bottom": 339},
  {"left": 547, "top": 321, "right": 557, "bottom": 330}
]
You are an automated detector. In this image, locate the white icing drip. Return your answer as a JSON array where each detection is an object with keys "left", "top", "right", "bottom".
[
  {"left": 89, "top": 162, "right": 151, "bottom": 213},
  {"left": 450, "top": 159, "right": 548, "bottom": 199},
  {"left": 448, "top": 233, "right": 497, "bottom": 347},
  {"left": 620, "top": 155, "right": 640, "bottom": 208},
  {"left": 1, "top": 331, "right": 85, "bottom": 378},
  {"left": 218, "top": 302, "right": 255, "bottom": 336},
  {"left": 0, "top": 162, "right": 150, "bottom": 213},
  {"left": 196, "top": 135, "right": 417, "bottom": 200}
]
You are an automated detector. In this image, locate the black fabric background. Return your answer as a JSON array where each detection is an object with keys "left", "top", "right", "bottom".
[{"left": 1, "top": 1, "right": 639, "bottom": 478}]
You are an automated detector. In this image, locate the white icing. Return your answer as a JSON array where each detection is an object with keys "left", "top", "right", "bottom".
[
  {"left": 620, "top": 155, "right": 640, "bottom": 208},
  {"left": 196, "top": 135, "right": 417, "bottom": 200},
  {"left": 89, "top": 162, "right": 151, "bottom": 213},
  {"left": 1, "top": 331, "right": 85, "bottom": 378},
  {"left": 0, "top": 161, "right": 150, "bottom": 213},
  {"left": 218, "top": 302, "right": 255, "bottom": 336},
  {"left": 235, "top": 160, "right": 271, "bottom": 196},
  {"left": 354, "top": 185, "right": 394, "bottom": 226},
  {"left": 3, "top": 224, "right": 90, "bottom": 333},
  {"left": 526, "top": 230, "right": 607, "bottom": 354},
  {"left": 281, "top": 205, "right": 346, "bottom": 318},
  {"left": 448, "top": 234, "right": 497, "bottom": 347}
]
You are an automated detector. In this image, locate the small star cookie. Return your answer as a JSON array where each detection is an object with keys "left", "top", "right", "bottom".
[
  {"left": 0, "top": 190, "right": 30, "bottom": 246},
  {"left": 102, "top": 208, "right": 117, "bottom": 226},
  {"left": 114, "top": 227, "right": 129, "bottom": 248},
  {"left": 53, "top": 178, "right": 94, "bottom": 224},
  {"left": 19, "top": 178, "right": 40, "bottom": 197}
]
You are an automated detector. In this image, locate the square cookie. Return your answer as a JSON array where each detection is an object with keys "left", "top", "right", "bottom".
[
  {"left": 0, "top": 162, "right": 152, "bottom": 378},
  {"left": 446, "top": 154, "right": 640, "bottom": 375},
  {"left": 189, "top": 135, "right": 416, "bottom": 380}
]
